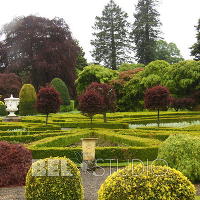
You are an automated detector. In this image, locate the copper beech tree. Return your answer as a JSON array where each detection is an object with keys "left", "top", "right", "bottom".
[
  {"left": 86, "top": 82, "right": 116, "bottom": 122},
  {"left": 0, "top": 73, "right": 22, "bottom": 99},
  {"left": 36, "top": 87, "right": 61, "bottom": 125},
  {"left": 144, "top": 85, "right": 170, "bottom": 127},
  {"left": 0, "top": 15, "right": 80, "bottom": 98},
  {"left": 78, "top": 90, "right": 104, "bottom": 129}
]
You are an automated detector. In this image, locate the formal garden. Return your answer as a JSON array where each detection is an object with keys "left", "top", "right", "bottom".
[{"left": 0, "top": 0, "right": 200, "bottom": 199}]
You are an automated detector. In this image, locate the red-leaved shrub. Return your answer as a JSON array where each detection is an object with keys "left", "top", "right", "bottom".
[
  {"left": 36, "top": 87, "right": 61, "bottom": 124},
  {"left": 86, "top": 82, "right": 116, "bottom": 122},
  {"left": 78, "top": 89, "right": 104, "bottom": 128},
  {"left": 144, "top": 86, "right": 171, "bottom": 127},
  {"left": 0, "top": 141, "right": 32, "bottom": 187},
  {"left": 170, "top": 97, "right": 196, "bottom": 111}
]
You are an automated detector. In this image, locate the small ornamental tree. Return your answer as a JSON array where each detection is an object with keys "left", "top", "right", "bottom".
[
  {"left": 50, "top": 78, "right": 70, "bottom": 105},
  {"left": 86, "top": 82, "right": 116, "bottom": 122},
  {"left": 36, "top": 87, "right": 61, "bottom": 125},
  {"left": 144, "top": 86, "right": 170, "bottom": 127},
  {"left": 78, "top": 90, "right": 104, "bottom": 129}
]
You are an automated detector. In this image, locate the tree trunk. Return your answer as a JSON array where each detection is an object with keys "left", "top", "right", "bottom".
[
  {"left": 157, "top": 109, "right": 160, "bottom": 127},
  {"left": 46, "top": 113, "right": 49, "bottom": 125},
  {"left": 103, "top": 113, "right": 107, "bottom": 123},
  {"left": 90, "top": 116, "right": 93, "bottom": 130}
]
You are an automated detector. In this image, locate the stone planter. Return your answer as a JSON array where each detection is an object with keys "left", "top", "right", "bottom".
[
  {"left": 81, "top": 138, "right": 98, "bottom": 171},
  {"left": 3, "top": 94, "right": 21, "bottom": 122}
]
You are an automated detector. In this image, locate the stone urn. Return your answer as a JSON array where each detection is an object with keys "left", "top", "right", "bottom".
[
  {"left": 3, "top": 94, "right": 21, "bottom": 122},
  {"left": 81, "top": 138, "right": 98, "bottom": 171}
]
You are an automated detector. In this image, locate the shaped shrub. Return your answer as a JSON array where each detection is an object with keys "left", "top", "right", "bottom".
[
  {"left": 157, "top": 134, "right": 200, "bottom": 182},
  {"left": 25, "top": 157, "right": 83, "bottom": 200},
  {"left": 0, "top": 101, "right": 7, "bottom": 116},
  {"left": 0, "top": 141, "right": 32, "bottom": 187},
  {"left": 51, "top": 78, "right": 70, "bottom": 105},
  {"left": 98, "top": 164, "right": 195, "bottom": 200},
  {"left": 19, "top": 84, "right": 37, "bottom": 115}
]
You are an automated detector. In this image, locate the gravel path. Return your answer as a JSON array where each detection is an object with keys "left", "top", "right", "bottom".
[
  {"left": 0, "top": 167, "right": 199, "bottom": 200},
  {"left": 0, "top": 167, "right": 118, "bottom": 200}
]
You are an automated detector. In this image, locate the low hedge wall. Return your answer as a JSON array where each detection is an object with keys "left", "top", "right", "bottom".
[
  {"left": 0, "top": 132, "right": 67, "bottom": 144},
  {"left": 30, "top": 132, "right": 91, "bottom": 148},
  {"left": 53, "top": 122, "right": 129, "bottom": 129},
  {"left": 29, "top": 146, "right": 158, "bottom": 162},
  {"left": 96, "top": 132, "right": 161, "bottom": 147}
]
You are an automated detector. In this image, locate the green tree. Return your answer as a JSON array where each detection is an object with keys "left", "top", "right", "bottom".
[
  {"left": 123, "top": 60, "right": 170, "bottom": 111},
  {"left": 118, "top": 63, "right": 145, "bottom": 72},
  {"left": 132, "top": 0, "right": 161, "bottom": 64},
  {"left": 19, "top": 84, "right": 37, "bottom": 115},
  {"left": 155, "top": 40, "right": 184, "bottom": 64},
  {"left": 191, "top": 18, "right": 200, "bottom": 60},
  {"left": 163, "top": 60, "right": 200, "bottom": 97},
  {"left": 75, "top": 65, "right": 118, "bottom": 93},
  {"left": 75, "top": 40, "right": 88, "bottom": 71},
  {"left": 91, "top": 0, "right": 133, "bottom": 70},
  {"left": 50, "top": 78, "right": 70, "bottom": 105}
]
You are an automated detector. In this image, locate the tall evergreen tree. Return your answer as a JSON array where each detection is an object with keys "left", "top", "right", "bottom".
[
  {"left": 132, "top": 0, "right": 161, "bottom": 64},
  {"left": 191, "top": 19, "right": 200, "bottom": 60},
  {"left": 91, "top": 0, "right": 133, "bottom": 70}
]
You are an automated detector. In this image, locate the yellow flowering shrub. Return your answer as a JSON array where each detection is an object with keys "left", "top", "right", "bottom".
[
  {"left": 25, "top": 157, "right": 84, "bottom": 200},
  {"left": 98, "top": 164, "right": 195, "bottom": 200}
]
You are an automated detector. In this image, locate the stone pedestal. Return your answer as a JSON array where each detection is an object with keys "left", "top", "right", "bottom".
[
  {"left": 81, "top": 138, "right": 98, "bottom": 171},
  {"left": 3, "top": 116, "right": 21, "bottom": 122}
]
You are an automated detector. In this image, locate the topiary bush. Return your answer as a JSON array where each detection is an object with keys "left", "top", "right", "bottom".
[
  {"left": 157, "top": 134, "right": 200, "bottom": 182},
  {"left": 51, "top": 77, "right": 70, "bottom": 105},
  {"left": 0, "top": 101, "right": 7, "bottom": 116},
  {"left": 25, "top": 157, "right": 83, "bottom": 200},
  {"left": 98, "top": 164, "right": 195, "bottom": 200},
  {"left": 0, "top": 141, "right": 32, "bottom": 187},
  {"left": 19, "top": 84, "right": 37, "bottom": 115},
  {"left": 60, "top": 100, "right": 75, "bottom": 112}
]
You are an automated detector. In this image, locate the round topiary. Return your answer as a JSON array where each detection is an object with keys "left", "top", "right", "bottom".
[
  {"left": 19, "top": 84, "right": 37, "bottom": 115},
  {"left": 51, "top": 78, "right": 70, "bottom": 105},
  {"left": 157, "top": 134, "right": 200, "bottom": 182},
  {"left": 0, "top": 141, "right": 32, "bottom": 187},
  {"left": 98, "top": 164, "right": 195, "bottom": 200},
  {"left": 0, "top": 101, "right": 7, "bottom": 116},
  {"left": 25, "top": 157, "right": 84, "bottom": 200}
]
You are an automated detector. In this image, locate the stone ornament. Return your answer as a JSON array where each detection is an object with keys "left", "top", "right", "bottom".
[{"left": 4, "top": 94, "right": 20, "bottom": 117}]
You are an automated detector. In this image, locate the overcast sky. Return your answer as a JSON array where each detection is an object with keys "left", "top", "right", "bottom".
[{"left": 0, "top": 0, "right": 199, "bottom": 63}]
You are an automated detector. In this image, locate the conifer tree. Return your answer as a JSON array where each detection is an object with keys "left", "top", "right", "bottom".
[
  {"left": 91, "top": 0, "right": 133, "bottom": 70},
  {"left": 191, "top": 18, "right": 200, "bottom": 60},
  {"left": 132, "top": 0, "right": 161, "bottom": 64}
]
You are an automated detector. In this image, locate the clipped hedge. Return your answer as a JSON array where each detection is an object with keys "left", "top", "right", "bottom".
[
  {"left": 98, "top": 164, "right": 196, "bottom": 200},
  {"left": 51, "top": 78, "right": 70, "bottom": 105},
  {"left": 25, "top": 157, "right": 83, "bottom": 200},
  {"left": 29, "top": 146, "right": 158, "bottom": 162},
  {"left": 157, "top": 134, "right": 200, "bottom": 182},
  {"left": 19, "top": 84, "right": 37, "bottom": 115},
  {"left": 55, "top": 122, "right": 129, "bottom": 129}
]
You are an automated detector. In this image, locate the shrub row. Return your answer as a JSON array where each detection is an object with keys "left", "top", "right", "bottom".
[
  {"left": 96, "top": 131, "right": 161, "bottom": 147},
  {"left": 29, "top": 132, "right": 91, "bottom": 148},
  {"left": 54, "top": 122, "right": 129, "bottom": 129},
  {"left": 29, "top": 146, "right": 159, "bottom": 162}
]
